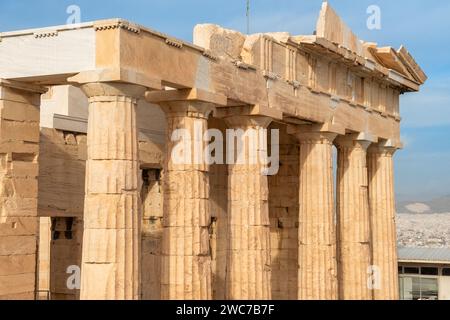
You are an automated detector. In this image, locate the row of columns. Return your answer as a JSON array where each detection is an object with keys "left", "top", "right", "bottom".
[
  {"left": 296, "top": 131, "right": 399, "bottom": 300},
  {"left": 77, "top": 82, "right": 398, "bottom": 300}
]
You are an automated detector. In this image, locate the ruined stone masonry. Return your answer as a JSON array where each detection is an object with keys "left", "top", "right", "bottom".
[{"left": 0, "top": 3, "right": 426, "bottom": 300}]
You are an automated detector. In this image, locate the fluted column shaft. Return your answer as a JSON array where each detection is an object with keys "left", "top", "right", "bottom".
[
  {"left": 225, "top": 116, "right": 272, "bottom": 300},
  {"left": 160, "top": 101, "right": 213, "bottom": 300},
  {"left": 335, "top": 136, "right": 372, "bottom": 300},
  {"left": 80, "top": 83, "right": 146, "bottom": 300},
  {"left": 296, "top": 132, "right": 338, "bottom": 300},
  {"left": 368, "top": 145, "right": 399, "bottom": 300}
]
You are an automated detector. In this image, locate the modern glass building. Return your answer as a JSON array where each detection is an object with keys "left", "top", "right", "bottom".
[{"left": 398, "top": 247, "right": 450, "bottom": 300}]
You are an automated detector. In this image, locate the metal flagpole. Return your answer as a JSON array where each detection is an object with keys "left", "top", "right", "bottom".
[{"left": 246, "top": 0, "right": 250, "bottom": 34}]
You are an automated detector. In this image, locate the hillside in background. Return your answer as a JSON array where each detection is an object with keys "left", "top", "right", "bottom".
[{"left": 397, "top": 195, "right": 450, "bottom": 214}]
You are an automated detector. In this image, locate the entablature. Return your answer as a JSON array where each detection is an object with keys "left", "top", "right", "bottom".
[{"left": 0, "top": 3, "right": 425, "bottom": 147}]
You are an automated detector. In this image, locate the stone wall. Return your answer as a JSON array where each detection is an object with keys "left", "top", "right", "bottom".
[
  {"left": 0, "top": 84, "right": 41, "bottom": 299},
  {"left": 38, "top": 129, "right": 86, "bottom": 218}
]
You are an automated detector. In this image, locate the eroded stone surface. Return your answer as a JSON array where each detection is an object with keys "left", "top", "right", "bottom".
[
  {"left": 0, "top": 81, "right": 44, "bottom": 300},
  {"left": 0, "top": 2, "right": 426, "bottom": 301}
]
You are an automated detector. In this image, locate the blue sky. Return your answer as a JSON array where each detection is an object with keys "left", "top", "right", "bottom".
[{"left": 1, "top": 0, "right": 449, "bottom": 201}]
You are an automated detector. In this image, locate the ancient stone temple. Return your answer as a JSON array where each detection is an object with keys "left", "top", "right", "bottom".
[{"left": 0, "top": 3, "right": 426, "bottom": 300}]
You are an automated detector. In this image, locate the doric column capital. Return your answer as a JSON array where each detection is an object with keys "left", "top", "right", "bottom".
[
  {"left": 367, "top": 140, "right": 398, "bottom": 156},
  {"left": 145, "top": 88, "right": 225, "bottom": 119},
  {"left": 224, "top": 115, "right": 272, "bottom": 129},
  {"left": 158, "top": 100, "right": 215, "bottom": 119},
  {"left": 294, "top": 131, "right": 337, "bottom": 145},
  {"left": 79, "top": 82, "right": 147, "bottom": 100},
  {"left": 334, "top": 132, "right": 377, "bottom": 151},
  {"left": 288, "top": 122, "right": 344, "bottom": 145}
]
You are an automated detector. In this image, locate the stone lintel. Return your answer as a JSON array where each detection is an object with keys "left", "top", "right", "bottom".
[
  {"left": 355, "top": 132, "right": 378, "bottom": 143},
  {"left": 335, "top": 132, "right": 378, "bottom": 150},
  {"left": 145, "top": 88, "right": 227, "bottom": 106},
  {"left": 214, "top": 104, "right": 282, "bottom": 121},
  {"left": 68, "top": 68, "right": 162, "bottom": 91},
  {"left": 251, "top": 104, "right": 283, "bottom": 120},
  {"left": 0, "top": 79, "right": 47, "bottom": 94},
  {"left": 287, "top": 122, "right": 345, "bottom": 137}
]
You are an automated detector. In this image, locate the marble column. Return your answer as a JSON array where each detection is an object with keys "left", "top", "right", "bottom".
[
  {"left": 160, "top": 101, "right": 213, "bottom": 300},
  {"left": 335, "top": 135, "right": 373, "bottom": 300},
  {"left": 79, "top": 82, "right": 146, "bottom": 300},
  {"left": 367, "top": 144, "right": 399, "bottom": 300},
  {"left": 225, "top": 116, "right": 272, "bottom": 300},
  {"left": 295, "top": 132, "right": 338, "bottom": 300}
]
